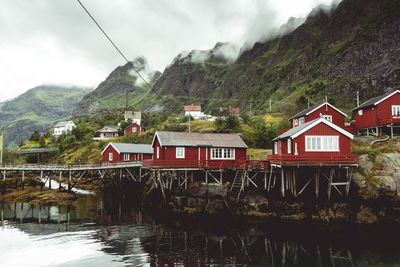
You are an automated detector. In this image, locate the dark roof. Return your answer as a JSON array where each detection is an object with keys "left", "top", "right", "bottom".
[
  {"left": 273, "top": 117, "right": 353, "bottom": 141},
  {"left": 352, "top": 90, "right": 400, "bottom": 112},
  {"left": 102, "top": 143, "right": 153, "bottom": 155},
  {"left": 97, "top": 125, "right": 119, "bottom": 133},
  {"left": 289, "top": 102, "right": 347, "bottom": 120},
  {"left": 153, "top": 131, "right": 248, "bottom": 148}
]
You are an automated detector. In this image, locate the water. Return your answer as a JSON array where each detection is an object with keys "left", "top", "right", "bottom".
[{"left": 1, "top": 192, "right": 400, "bottom": 267}]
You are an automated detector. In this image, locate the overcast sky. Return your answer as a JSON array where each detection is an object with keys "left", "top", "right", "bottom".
[{"left": 0, "top": 0, "right": 337, "bottom": 102}]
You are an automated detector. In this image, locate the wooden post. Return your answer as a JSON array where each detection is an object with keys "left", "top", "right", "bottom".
[
  {"left": 40, "top": 170, "right": 43, "bottom": 191},
  {"left": 366, "top": 128, "right": 369, "bottom": 137},
  {"left": 205, "top": 171, "right": 208, "bottom": 184},
  {"left": 391, "top": 126, "right": 394, "bottom": 139},
  {"left": 327, "top": 168, "right": 334, "bottom": 201},
  {"left": 184, "top": 170, "right": 188, "bottom": 189},
  {"left": 49, "top": 175, "right": 51, "bottom": 189},
  {"left": 264, "top": 171, "right": 267, "bottom": 190},
  {"left": 315, "top": 168, "right": 320, "bottom": 199},
  {"left": 293, "top": 169, "right": 297, "bottom": 197},
  {"left": 3, "top": 170, "right": 5, "bottom": 194},
  {"left": 281, "top": 168, "right": 285, "bottom": 197},
  {"left": 22, "top": 170, "right": 25, "bottom": 190},
  {"left": 220, "top": 170, "right": 223, "bottom": 184},
  {"left": 68, "top": 170, "right": 72, "bottom": 191},
  {"left": 59, "top": 171, "right": 62, "bottom": 191},
  {"left": 139, "top": 167, "right": 142, "bottom": 183}
]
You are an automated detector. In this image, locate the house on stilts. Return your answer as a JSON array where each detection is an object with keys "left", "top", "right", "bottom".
[
  {"left": 353, "top": 90, "right": 400, "bottom": 138},
  {"left": 268, "top": 117, "right": 358, "bottom": 200}
]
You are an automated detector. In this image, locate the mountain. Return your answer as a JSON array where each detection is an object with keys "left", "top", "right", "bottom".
[
  {"left": 151, "top": 0, "right": 400, "bottom": 115},
  {"left": 72, "top": 56, "right": 161, "bottom": 118},
  {"left": 0, "top": 85, "right": 91, "bottom": 147}
]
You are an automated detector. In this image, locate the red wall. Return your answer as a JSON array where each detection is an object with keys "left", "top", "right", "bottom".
[
  {"left": 125, "top": 123, "right": 143, "bottom": 135},
  {"left": 377, "top": 93, "right": 400, "bottom": 123},
  {"left": 153, "top": 136, "right": 247, "bottom": 164},
  {"left": 274, "top": 122, "right": 351, "bottom": 156},
  {"left": 291, "top": 104, "right": 345, "bottom": 128},
  {"left": 354, "top": 107, "right": 377, "bottom": 129},
  {"left": 102, "top": 145, "right": 152, "bottom": 162}
]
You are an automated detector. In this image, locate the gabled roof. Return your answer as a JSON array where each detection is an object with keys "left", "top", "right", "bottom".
[
  {"left": 152, "top": 131, "right": 248, "bottom": 148},
  {"left": 273, "top": 117, "right": 353, "bottom": 141},
  {"left": 184, "top": 104, "right": 201, "bottom": 111},
  {"left": 289, "top": 102, "right": 347, "bottom": 120},
  {"left": 54, "top": 121, "right": 74, "bottom": 128},
  {"left": 101, "top": 142, "right": 153, "bottom": 155},
  {"left": 126, "top": 122, "right": 142, "bottom": 128},
  {"left": 352, "top": 90, "right": 400, "bottom": 112},
  {"left": 97, "top": 125, "right": 119, "bottom": 133}
]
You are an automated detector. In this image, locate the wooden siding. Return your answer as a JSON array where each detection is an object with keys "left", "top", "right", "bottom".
[
  {"left": 291, "top": 104, "right": 345, "bottom": 128},
  {"left": 377, "top": 93, "right": 400, "bottom": 124},
  {"left": 354, "top": 107, "right": 377, "bottom": 129},
  {"left": 102, "top": 145, "right": 152, "bottom": 162},
  {"left": 125, "top": 123, "right": 143, "bottom": 135}
]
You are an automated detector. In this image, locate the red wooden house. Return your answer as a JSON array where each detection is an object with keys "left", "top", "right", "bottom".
[
  {"left": 142, "top": 131, "right": 248, "bottom": 168},
  {"left": 289, "top": 102, "right": 347, "bottom": 128},
  {"left": 268, "top": 117, "right": 357, "bottom": 165},
  {"left": 124, "top": 122, "right": 144, "bottom": 134},
  {"left": 353, "top": 90, "right": 400, "bottom": 136},
  {"left": 101, "top": 142, "right": 153, "bottom": 162}
]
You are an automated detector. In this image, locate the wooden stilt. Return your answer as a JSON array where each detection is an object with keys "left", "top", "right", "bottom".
[
  {"left": 139, "top": 167, "right": 142, "bottom": 182},
  {"left": 59, "top": 171, "right": 62, "bottom": 191},
  {"left": 220, "top": 170, "right": 223, "bottom": 184},
  {"left": 2, "top": 170, "right": 5, "bottom": 194},
  {"left": 281, "top": 168, "right": 285, "bottom": 197},
  {"left": 184, "top": 170, "right": 188, "bottom": 189},
  {"left": 315, "top": 168, "right": 320, "bottom": 199},
  {"left": 49, "top": 175, "right": 51, "bottom": 189},
  {"left": 327, "top": 168, "right": 334, "bottom": 201},
  {"left": 391, "top": 126, "right": 394, "bottom": 139},
  {"left": 267, "top": 166, "right": 274, "bottom": 192},
  {"left": 205, "top": 171, "right": 208, "bottom": 184},
  {"left": 68, "top": 170, "right": 72, "bottom": 191},
  {"left": 264, "top": 171, "right": 267, "bottom": 190},
  {"left": 22, "top": 170, "right": 25, "bottom": 190},
  {"left": 293, "top": 169, "right": 297, "bottom": 197}
]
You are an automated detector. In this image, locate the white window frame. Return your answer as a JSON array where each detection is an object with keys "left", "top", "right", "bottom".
[
  {"left": 322, "top": 115, "right": 332, "bottom": 122},
  {"left": 132, "top": 127, "right": 137, "bottom": 132},
  {"left": 299, "top": 117, "right": 305, "bottom": 125},
  {"left": 156, "top": 147, "right": 160, "bottom": 159},
  {"left": 305, "top": 136, "right": 339, "bottom": 152},
  {"left": 109, "top": 153, "right": 113, "bottom": 161},
  {"left": 358, "top": 110, "right": 363, "bottom": 116},
  {"left": 124, "top": 153, "right": 130, "bottom": 161},
  {"left": 210, "top": 148, "right": 235, "bottom": 160},
  {"left": 293, "top": 119, "right": 298, "bottom": 126},
  {"left": 274, "top": 142, "right": 278, "bottom": 155},
  {"left": 392, "top": 105, "right": 400, "bottom": 116},
  {"left": 287, "top": 139, "right": 291, "bottom": 154},
  {"left": 176, "top": 147, "right": 185, "bottom": 159}
]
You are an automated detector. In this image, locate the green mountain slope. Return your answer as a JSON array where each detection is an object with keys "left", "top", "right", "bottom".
[
  {"left": 0, "top": 85, "right": 91, "bottom": 147},
  {"left": 152, "top": 0, "right": 400, "bottom": 115},
  {"left": 72, "top": 56, "right": 161, "bottom": 118}
]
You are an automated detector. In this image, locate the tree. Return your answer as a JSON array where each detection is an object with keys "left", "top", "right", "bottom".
[
  {"left": 29, "top": 130, "right": 40, "bottom": 141},
  {"left": 39, "top": 136, "right": 46, "bottom": 148},
  {"left": 214, "top": 114, "right": 240, "bottom": 133}
]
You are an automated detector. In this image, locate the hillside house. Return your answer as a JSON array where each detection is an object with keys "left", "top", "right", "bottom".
[
  {"left": 289, "top": 102, "right": 347, "bottom": 128},
  {"left": 125, "top": 110, "right": 142, "bottom": 125},
  {"left": 94, "top": 125, "right": 119, "bottom": 141},
  {"left": 269, "top": 117, "right": 357, "bottom": 165},
  {"left": 353, "top": 90, "right": 400, "bottom": 137},
  {"left": 221, "top": 106, "right": 240, "bottom": 115},
  {"left": 184, "top": 104, "right": 213, "bottom": 120},
  {"left": 143, "top": 131, "right": 248, "bottom": 168},
  {"left": 53, "top": 121, "right": 76, "bottom": 137},
  {"left": 101, "top": 142, "right": 153, "bottom": 162},
  {"left": 125, "top": 122, "right": 144, "bottom": 134}
]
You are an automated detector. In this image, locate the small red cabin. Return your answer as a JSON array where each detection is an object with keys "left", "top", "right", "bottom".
[
  {"left": 353, "top": 90, "right": 400, "bottom": 131},
  {"left": 289, "top": 102, "right": 347, "bottom": 128},
  {"left": 101, "top": 142, "right": 153, "bottom": 162},
  {"left": 268, "top": 118, "right": 357, "bottom": 165},
  {"left": 124, "top": 122, "right": 144, "bottom": 135},
  {"left": 143, "top": 131, "right": 248, "bottom": 168}
]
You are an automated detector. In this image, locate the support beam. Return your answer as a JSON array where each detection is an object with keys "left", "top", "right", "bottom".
[
  {"left": 22, "top": 170, "right": 25, "bottom": 190},
  {"left": 315, "top": 168, "right": 320, "bottom": 199},
  {"left": 281, "top": 168, "right": 285, "bottom": 197},
  {"left": 68, "top": 170, "right": 72, "bottom": 191},
  {"left": 59, "top": 171, "right": 62, "bottom": 191}
]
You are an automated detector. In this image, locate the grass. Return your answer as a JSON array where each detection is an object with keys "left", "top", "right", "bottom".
[{"left": 247, "top": 149, "right": 271, "bottom": 160}]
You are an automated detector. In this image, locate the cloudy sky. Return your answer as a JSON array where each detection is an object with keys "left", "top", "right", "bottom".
[{"left": 0, "top": 0, "right": 337, "bottom": 102}]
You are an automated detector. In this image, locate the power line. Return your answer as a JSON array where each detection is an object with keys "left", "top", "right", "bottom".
[{"left": 76, "top": 0, "right": 172, "bottom": 110}]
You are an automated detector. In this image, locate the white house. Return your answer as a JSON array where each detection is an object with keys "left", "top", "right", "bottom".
[
  {"left": 93, "top": 125, "right": 120, "bottom": 141},
  {"left": 184, "top": 104, "right": 213, "bottom": 120},
  {"left": 53, "top": 121, "right": 76, "bottom": 137}
]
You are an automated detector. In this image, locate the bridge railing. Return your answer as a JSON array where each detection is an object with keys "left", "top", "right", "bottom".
[
  {"left": 267, "top": 154, "right": 358, "bottom": 164},
  {"left": 141, "top": 159, "right": 269, "bottom": 169}
]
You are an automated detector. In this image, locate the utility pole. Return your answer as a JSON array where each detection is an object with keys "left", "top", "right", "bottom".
[
  {"left": 357, "top": 91, "right": 360, "bottom": 107},
  {"left": 269, "top": 99, "right": 272, "bottom": 111},
  {"left": 0, "top": 131, "right": 3, "bottom": 165},
  {"left": 188, "top": 115, "right": 191, "bottom": 133},
  {"left": 249, "top": 103, "right": 252, "bottom": 117}
]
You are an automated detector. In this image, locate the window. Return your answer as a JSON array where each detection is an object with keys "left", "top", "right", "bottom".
[
  {"left": 287, "top": 139, "right": 291, "bottom": 154},
  {"left": 109, "top": 153, "right": 113, "bottom": 161},
  {"left": 322, "top": 115, "right": 332, "bottom": 122},
  {"left": 132, "top": 127, "right": 137, "bottom": 132},
  {"left": 293, "top": 119, "right": 298, "bottom": 126},
  {"left": 156, "top": 147, "right": 160, "bottom": 159},
  {"left": 358, "top": 110, "right": 363, "bottom": 116},
  {"left": 392, "top": 105, "right": 400, "bottom": 116},
  {"left": 176, "top": 147, "right": 185, "bottom": 158},
  {"left": 124, "top": 154, "right": 130, "bottom": 161},
  {"left": 299, "top": 117, "right": 305, "bottom": 125},
  {"left": 305, "top": 136, "right": 339, "bottom": 152},
  {"left": 210, "top": 148, "right": 235, "bottom": 159},
  {"left": 274, "top": 142, "right": 278, "bottom": 155}
]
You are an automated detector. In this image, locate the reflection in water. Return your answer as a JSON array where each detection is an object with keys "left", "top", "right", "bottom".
[{"left": 1, "top": 193, "right": 400, "bottom": 266}]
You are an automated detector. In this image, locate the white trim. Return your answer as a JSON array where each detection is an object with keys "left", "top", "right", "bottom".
[
  {"left": 287, "top": 139, "right": 291, "bottom": 154},
  {"left": 322, "top": 115, "right": 332, "bottom": 122},
  {"left": 108, "top": 153, "right": 113, "bottom": 161},
  {"left": 305, "top": 102, "right": 347, "bottom": 117},
  {"left": 392, "top": 105, "right": 400, "bottom": 116},
  {"left": 210, "top": 148, "right": 235, "bottom": 160},
  {"left": 156, "top": 146, "right": 160, "bottom": 159},
  {"left": 375, "top": 90, "right": 400, "bottom": 106},
  {"left": 305, "top": 135, "right": 339, "bottom": 152},
  {"left": 291, "top": 118, "right": 354, "bottom": 139},
  {"left": 176, "top": 147, "right": 185, "bottom": 159},
  {"left": 123, "top": 153, "right": 130, "bottom": 161},
  {"left": 274, "top": 142, "right": 278, "bottom": 155},
  {"left": 101, "top": 143, "right": 121, "bottom": 155}
]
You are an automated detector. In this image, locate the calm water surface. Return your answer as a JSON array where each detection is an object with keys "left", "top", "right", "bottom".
[{"left": 1, "top": 192, "right": 400, "bottom": 267}]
